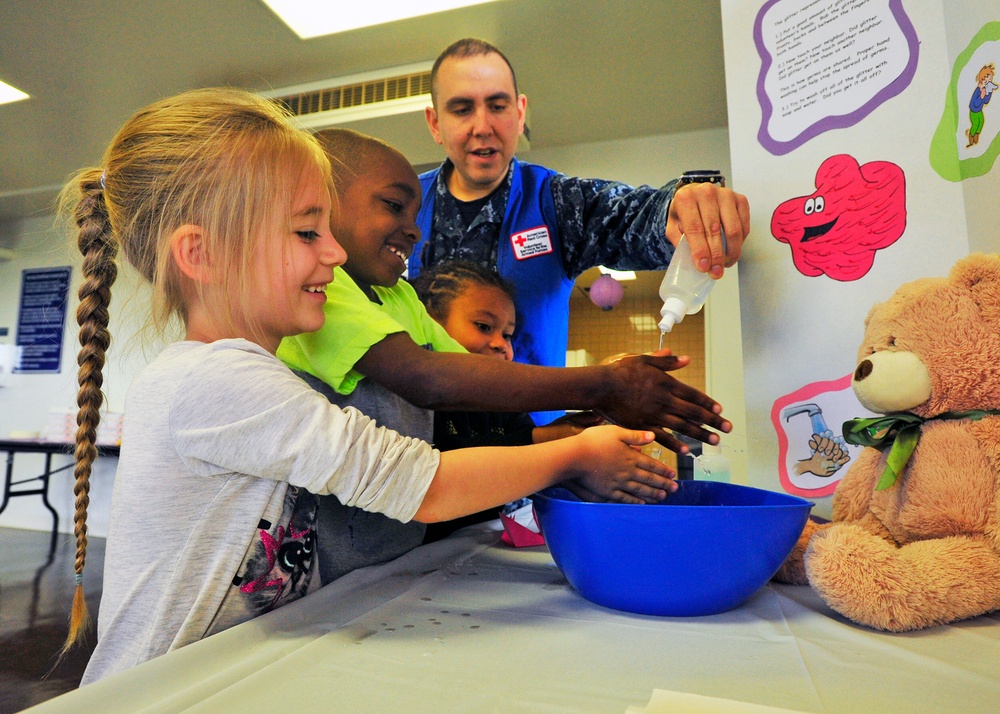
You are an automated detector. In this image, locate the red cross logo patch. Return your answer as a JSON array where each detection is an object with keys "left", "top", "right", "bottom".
[{"left": 510, "top": 225, "right": 553, "bottom": 260}]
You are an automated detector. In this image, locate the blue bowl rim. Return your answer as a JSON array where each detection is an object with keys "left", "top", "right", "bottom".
[{"left": 533, "top": 481, "right": 814, "bottom": 510}]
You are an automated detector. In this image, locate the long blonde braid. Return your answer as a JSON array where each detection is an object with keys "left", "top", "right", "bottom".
[{"left": 63, "top": 171, "right": 118, "bottom": 653}]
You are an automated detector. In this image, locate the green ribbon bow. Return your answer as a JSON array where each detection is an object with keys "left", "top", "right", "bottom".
[{"left": 842, "top": 410, "right": 1000, "bottom": 491}]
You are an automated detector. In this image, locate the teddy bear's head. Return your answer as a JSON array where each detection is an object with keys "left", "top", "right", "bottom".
[{"left": 852, "top": 253, "right": 1000, "bottom": 418}]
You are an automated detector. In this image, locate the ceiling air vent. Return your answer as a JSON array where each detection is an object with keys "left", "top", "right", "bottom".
[
  {"left": 276, "top": 72, "right": 430, "bottom": 116},
  {"left": 261, "top": 62, "right": 434, "bottom": 130}
]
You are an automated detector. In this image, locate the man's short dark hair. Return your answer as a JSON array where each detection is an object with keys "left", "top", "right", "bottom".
[{"left": 430, "top": 37, "right": 519, "bottom": 105}]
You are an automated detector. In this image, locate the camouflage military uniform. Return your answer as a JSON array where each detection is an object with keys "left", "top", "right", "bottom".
[{"left": 417, "top": 158, "right": 678, "bottom": 279}]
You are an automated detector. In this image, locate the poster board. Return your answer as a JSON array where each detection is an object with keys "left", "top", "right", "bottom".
[{"left": 721, "top": 0, "right": 998, "bottom": 516}]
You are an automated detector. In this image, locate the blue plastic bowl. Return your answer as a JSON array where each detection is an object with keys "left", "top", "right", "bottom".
[{"left": 532, "top": 480, "right": 813, "bottom": 617}]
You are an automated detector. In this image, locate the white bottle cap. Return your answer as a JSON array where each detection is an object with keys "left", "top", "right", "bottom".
[
  {"left": 658, "top": 313, "right": 677, "bottom": 332},
  {"left": 658, "top": 296, "right": 688, "bottom": 332}
]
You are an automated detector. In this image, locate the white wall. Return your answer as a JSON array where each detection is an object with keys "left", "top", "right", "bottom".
[
  {"left": 0, "top": 126, "right": 746, "bottom": 536},
  {"left": 0, "top": 215, "right": 160, "bottom": 537}
]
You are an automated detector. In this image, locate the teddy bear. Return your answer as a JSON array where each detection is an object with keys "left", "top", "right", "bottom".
[{"left": 773, "top": 252, "right": 1000, "bottom": 632}]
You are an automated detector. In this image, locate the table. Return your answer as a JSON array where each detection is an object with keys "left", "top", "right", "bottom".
[
  {"left": 0, "top": 439, "right": 119, "bottom": 555},
  {"left": 25, "top": 524, "right": 1000, "bottom": 713}
]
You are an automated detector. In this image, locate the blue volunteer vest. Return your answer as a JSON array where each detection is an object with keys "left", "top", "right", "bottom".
[{"left": 412, "top": 159, "right": 572, "bottom": 425}]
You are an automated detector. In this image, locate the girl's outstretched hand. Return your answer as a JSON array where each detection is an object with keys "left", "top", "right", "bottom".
[
  {"left": 561, "top": 425, "right": 676, "bottom": 504},
  {"left": 596, "top": 349, "right": 732, "bottom": 454}
]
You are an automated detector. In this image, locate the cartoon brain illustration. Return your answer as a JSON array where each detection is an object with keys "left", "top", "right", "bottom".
[{"left": 771, "top": 154, "right": 907, "bottom": 281}]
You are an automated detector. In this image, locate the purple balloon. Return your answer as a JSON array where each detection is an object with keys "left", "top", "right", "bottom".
[{"left": 589, "top": 274, "right": 624, "bottom": 311}]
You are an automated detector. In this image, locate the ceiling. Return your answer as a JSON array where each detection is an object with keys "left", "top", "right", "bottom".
[{"left": 0, "top": 0, "right": 726, "bottom": 227}]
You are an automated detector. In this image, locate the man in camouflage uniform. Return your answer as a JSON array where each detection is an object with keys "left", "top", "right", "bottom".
[{"left": 409, "top": 38, "right": 750, "bottom": 423}]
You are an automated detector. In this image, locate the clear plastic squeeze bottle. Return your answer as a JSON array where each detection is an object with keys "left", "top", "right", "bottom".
[
  {"left": 657, "top": 170, "right": 728, "bottom": 349},
  {"left": 657, "top": 230, "right": 725, "bottom": 348}
]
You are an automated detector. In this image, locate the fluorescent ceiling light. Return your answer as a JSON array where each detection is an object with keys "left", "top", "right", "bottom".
[
  {"left": 598, "top": 266, "right": 636, "bottom": 281},
  {"left": 261, "top": 0, "right": 501, "bottom": 39},
  {"left": 0, "top": 80, "right": 29, "bottom": 106}
]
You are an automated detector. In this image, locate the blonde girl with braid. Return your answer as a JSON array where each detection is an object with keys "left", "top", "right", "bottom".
[{"left": 62, "top": 87, "right": 677, "bottom": 683}]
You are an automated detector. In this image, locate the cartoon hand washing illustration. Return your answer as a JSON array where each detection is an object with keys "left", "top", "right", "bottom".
[{"left": 782, "top": 403, "right": 851, "bottom": 478}]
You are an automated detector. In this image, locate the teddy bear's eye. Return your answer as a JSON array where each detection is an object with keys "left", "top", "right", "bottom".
[{"left": 888, "top": 337, "right": 897, "bottom": 347}]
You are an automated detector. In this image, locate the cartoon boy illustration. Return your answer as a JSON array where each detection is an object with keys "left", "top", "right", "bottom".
[{"left": 966, "top": 62, "right": 996, "bottom": 148}]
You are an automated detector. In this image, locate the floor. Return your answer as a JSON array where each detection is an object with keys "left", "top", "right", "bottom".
[{"left": 0, "top": 528, "right": 105, "bottom": 714}]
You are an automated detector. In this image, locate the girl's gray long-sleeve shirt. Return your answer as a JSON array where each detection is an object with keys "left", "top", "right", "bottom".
[{"left": 82, "top": 339, "right": 439, "bottom": 684}]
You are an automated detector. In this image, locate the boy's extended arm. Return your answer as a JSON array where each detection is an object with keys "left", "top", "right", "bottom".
[{"left": 357, "top": 332, "right": 730, "bottom": 452}]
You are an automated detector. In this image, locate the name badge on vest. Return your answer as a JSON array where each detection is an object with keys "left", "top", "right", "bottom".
[{"left": 510, "top": 225, "right": 553, "bottom": 260}]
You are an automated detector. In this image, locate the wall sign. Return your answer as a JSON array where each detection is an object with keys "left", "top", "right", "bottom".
[
  {"left": 754, "top": 0, "right": 919, "bottom": 155},
  {"left": 15, "top": 266, "right": 72, "bottom": 373}
]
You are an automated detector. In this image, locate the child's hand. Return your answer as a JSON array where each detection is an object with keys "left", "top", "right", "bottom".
[
  {"left": 563, "top": 425, "right": 676, "bottom": 504},
  {"left": 597, "top": 349, "right": 732, "bottom": 455},
  {"left": 532, "top": 410, "right": 604, "bottom": 443}
]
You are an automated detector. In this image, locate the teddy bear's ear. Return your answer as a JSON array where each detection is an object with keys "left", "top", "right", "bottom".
[
  {"left": 862, "top": 303, "right": 878, "bottom": 330},
  {"left": 950, "top": 253, "right": 1000, "bottom": 324}
]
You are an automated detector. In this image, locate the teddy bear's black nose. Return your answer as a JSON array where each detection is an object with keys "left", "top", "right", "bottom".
[{"left": 854, "top": 359, "right": 873, "bottom": 381}]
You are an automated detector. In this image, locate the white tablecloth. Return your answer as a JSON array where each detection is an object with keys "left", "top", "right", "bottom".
[{"left": 29, "top": 524, "right": 1000, "bottom": 713}]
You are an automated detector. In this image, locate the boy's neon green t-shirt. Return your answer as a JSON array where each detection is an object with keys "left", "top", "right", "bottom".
[{"left": 277, "top": 266, "right": 465, "bottom": 395}]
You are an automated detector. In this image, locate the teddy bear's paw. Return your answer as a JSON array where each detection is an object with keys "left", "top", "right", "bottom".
[
  {"left": 804, "top": 524, "right": 922, "bottom": 631},
  {"left": 806, "top": 528, "right": 1000, "bottom": 631}
]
